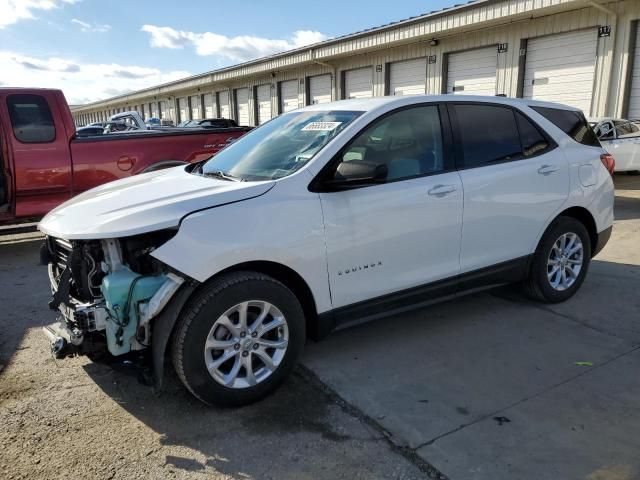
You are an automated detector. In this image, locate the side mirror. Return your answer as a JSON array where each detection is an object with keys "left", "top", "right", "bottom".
[{"left": 322, "top": 161, "right": 388, "bottom": 191}]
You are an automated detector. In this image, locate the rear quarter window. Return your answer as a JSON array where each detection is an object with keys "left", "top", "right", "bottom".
[
  {"left": 6, "top": 94, "right": 56, "bottom": 143},
  {"left": 531, "top": 106, "right": 600, "bottom": 147}
]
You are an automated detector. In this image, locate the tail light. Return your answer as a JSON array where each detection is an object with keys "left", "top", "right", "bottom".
[{"left": 600, "top": 153, "right": 615, "bottom": 175}]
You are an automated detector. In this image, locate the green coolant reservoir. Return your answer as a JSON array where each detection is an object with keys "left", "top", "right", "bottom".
[{"left": 101, "top": 268, "right": 167, "bottom": 356}]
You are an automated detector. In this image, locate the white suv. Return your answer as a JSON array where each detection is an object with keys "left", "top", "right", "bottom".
[{"left": 39, "top": 95, "right": 615, "bottom": 406}]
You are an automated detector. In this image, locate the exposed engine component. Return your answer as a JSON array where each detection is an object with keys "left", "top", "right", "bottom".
[
  {"left": 46, "top": 236, "right": 105, "bottom": 303},
  {"left": 44, "top": 229, "right": 183, "bottom": 358}
]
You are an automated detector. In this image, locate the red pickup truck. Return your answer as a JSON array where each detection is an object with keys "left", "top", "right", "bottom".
[{"left": 0, "top": 88, "right": 251, "bottom": 223}]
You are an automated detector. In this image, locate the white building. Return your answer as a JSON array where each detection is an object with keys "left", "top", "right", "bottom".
[{"left": 72, "top": 0, "right": 640, "bottom": 126}]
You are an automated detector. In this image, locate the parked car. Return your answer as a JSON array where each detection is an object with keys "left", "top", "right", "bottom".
[
  {"left": 39, "top": 95, "right": 614, "bottom": 407},
  {"left": 145, "top": 117, "right": 161, "bottom": 127},
  {"left": 103, "top": 120, "right": 141, "bottom": 133},
  {"left": 179, "top": 118, "right": 239, "bottom": 128},
  {"left": 109, "top": 111, "right": 150, "bottom": 131},
  {"left": 75, "top": 125, "right": 105, "bottom": 137},
  {"left": 0, "top": 88, "right": 252, "bottom": 222},
  {"left": 590, "top": 117, "right": 640, "bottom": 173}
]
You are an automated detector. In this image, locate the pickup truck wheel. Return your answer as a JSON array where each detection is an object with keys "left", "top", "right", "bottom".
[
  {"left": 523, "top": 217, "right": 591, "bottom": 303},
  {"left": 172, "top": 271, "right": 305, "bottom": 407}
]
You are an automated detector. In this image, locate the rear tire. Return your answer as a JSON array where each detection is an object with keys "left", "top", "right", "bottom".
[
  {"left": 172, "top": 271, "right": 305, "bottom": 407},
  {"left": 523, "top": 217, "right": 591, "bottom": 303}
]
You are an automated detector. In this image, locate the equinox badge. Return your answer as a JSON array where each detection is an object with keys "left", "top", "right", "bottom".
[{"left": 338, "top": 261, "right": 383, "bottom": 276}]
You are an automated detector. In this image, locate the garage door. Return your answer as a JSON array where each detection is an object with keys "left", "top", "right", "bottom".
[
  {"left": 203, "top": 93, "right": 214, "bottom": 118},
  {"left": 190, "top": 95, "right": 201, "bottom": 120},
  {"left": 446, "top": 46, "right": 497, "bottom": 95},
  {"left": 309, "top": 74, "right": 332, "bottom": 104},
  {"left": 159, "top": 101, "right": 169, "bottom": 121},
  {"left": 235, "top": 88, "right": 250, "bottom": 126},
  {"left": 256, "top": 84, "right": 272, "bottom": 124},
  {"left": 178, "top": 97, "right": 188, "bottom": 122},
  {"left": 280, "top": 80, "right": 299, "bottom": 113},
  {"left": 523, "top": 29, "right": 598, "bottom": 114},
  {"left": 218, "top": 91, "right": 230, "bottom": 118},
  {"left": 390, "top": 58, "right": 427, "bottom": 96},
  {"left": 167, "top": 102, "right": 176, "bottom": 123},
  {"left": 627, "top": 24, "right": 640, "bottom": 118},
  {"left": 344, "top": 67, "right": 373, "bottom": 99}
]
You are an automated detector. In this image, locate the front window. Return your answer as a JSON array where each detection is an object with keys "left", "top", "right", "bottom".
[
  {"left": 333, "top": 105, "right": 445, "bottom": 182},
  {"left": 200, "top": 110, "right": 361, "bottom": 181}
]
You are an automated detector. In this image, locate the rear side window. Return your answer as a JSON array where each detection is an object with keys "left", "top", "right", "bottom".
[
  {"left": 452, "top": 104, "right": 522, "bottom": 167},
  {"left": 531, "top": 106, "right": 600, "bottom": 147},
  {"left": 515, "top": 112, "right": 549, "bottom": 157},
  {"left": 7, "top": 94, "right": 56, "bottom": 143}
]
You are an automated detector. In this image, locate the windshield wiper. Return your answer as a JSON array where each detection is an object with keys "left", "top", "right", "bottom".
[{"left": 203, "top": 170, "right": 244, "bottom": 182}]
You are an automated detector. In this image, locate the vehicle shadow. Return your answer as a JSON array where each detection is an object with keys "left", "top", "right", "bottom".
[
  {"left": 84, "top": 361, "right": 357, "bottom": 478},
  {"left": 614, "top": 194, "right": 640, "bottom": 220},
  {"left": 0, "top": 235, "right": 56, "bottom": 370},
  {"left": 613, "top": 173, "right": 640, "bottom": 190},
  {"left": 613, "top": 174, "right": 640, "bottom": 220}
]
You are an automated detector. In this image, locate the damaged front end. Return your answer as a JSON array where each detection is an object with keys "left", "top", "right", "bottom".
[{"left": 42, "top": 230, "right": 189, "bottom": 368}]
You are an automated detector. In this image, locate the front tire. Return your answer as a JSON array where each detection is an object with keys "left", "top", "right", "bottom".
[
  {"left": 172, "top": 272, "right": 305, "bottom": 407},
  {"left": 523, "top": 217, "right": 591, "bottom": 303}
]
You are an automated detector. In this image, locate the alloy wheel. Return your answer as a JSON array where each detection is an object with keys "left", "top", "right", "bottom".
[
  {"left": 546, "top": 232, "right": 584, "bottom": 291},
  {"left": 204, "top": 300, "right": 289, "bottom": 389}
]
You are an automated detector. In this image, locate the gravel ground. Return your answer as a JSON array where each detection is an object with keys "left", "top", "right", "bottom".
[{"left": 0, "top": 234, "right": 426, "bottom": 480}]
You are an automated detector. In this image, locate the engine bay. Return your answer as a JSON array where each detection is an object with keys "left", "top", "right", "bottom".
[{"left": 43, "top": 229, "right": 184, "bottom": 358}]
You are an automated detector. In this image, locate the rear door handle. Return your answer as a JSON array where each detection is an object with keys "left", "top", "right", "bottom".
[
  {"left": 537, "top": 164, "right": 559, "bottom": 175},
  {"left": 428, "top": 184, "right": 456, "bottom": 196}
]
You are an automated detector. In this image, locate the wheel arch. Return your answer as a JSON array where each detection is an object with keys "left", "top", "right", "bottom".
[{"left": 544, "top": 206, "right": 598, "bottom": 255}]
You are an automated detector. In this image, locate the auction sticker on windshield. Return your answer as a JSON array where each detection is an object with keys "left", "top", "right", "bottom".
[{"left": 302, "top": 121, "right": 343, "bottom": 131}]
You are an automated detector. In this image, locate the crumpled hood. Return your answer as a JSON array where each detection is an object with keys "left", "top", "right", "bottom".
[{"left": 39, "top": 166, "right": 274, "bottom": 240}]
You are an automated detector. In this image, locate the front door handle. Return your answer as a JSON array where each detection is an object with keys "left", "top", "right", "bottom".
[
  {"left": 537, "top": 164, "right": 559, "bottom": 175},
  {"left": 428, "top": 184, "right": 456, "bottom": 196}
]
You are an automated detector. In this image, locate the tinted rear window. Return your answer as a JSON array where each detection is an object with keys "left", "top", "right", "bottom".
[
  {"left": 515, "top": 112, "right": 549, "bottom": 157},
  {"left": 452, "top": 104, "right": 522, "bottom": 167},
  {"left": 531, "top": 106, "right": 600, "bottom": 147}
]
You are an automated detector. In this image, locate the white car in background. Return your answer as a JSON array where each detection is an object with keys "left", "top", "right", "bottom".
[{"left": 591, "top": 118, "right": 640, "bottom": 173}]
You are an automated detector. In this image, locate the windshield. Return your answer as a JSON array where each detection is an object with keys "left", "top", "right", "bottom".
[{"left": 200, "top": 110, "right": 362, "bottom": 181}]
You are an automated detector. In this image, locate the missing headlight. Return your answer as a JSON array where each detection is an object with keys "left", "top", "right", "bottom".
[{"left": 120, "top": 228, "right": 178, "bottom": 275}]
